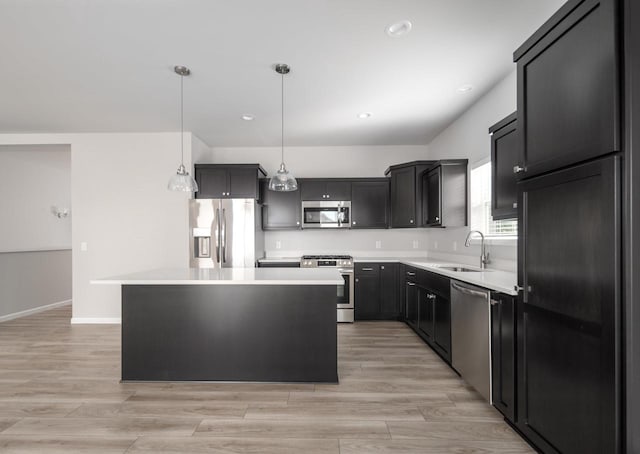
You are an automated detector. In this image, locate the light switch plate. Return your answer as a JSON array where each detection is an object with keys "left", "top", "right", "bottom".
[
  {"left": 275, "top": 241, "right": 281, "bottom": 250},
  {"left": 412, "top": 240, "right": 419, "bottom": 249},
  {"left": 375, "top": 240, "right": 382, "bottom": 249}
]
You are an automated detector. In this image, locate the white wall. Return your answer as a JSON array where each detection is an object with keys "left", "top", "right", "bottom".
[
  {"left": 0, "top": 132, "right": 200, "bottom": 323},
  {"left": 0, "top": 144, "right": 72, "bottom": 319},
  {"left": 423, "top": 71, "right": 518, "bottom": 271},
  {"left": 0, "top": 145, "right": 71, "bottom": 252}
]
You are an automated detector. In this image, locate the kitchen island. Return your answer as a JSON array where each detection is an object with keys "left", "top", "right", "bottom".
[{"left": 95, "top": 268, "right": 343, "bottom": 383}]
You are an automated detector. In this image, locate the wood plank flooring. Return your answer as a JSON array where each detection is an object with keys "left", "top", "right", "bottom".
[{"left": 0, "top": 306, "right": 533, "bottom": 453}]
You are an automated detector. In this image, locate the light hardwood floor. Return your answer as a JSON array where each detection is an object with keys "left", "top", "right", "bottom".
[{"left": 0, "top": 306, "right": 533, "bottom": 453}]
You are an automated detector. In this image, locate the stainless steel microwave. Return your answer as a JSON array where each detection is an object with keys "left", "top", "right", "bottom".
[{"left": 301, "top": 201, "right": 351, "bottom": 229}]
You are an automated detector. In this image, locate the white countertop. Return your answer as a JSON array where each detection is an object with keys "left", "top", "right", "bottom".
[
  {"left": 355, "top": 256, "right": 516, "bottom": 295},
  {"left": 92, "top": 268, "right": 344, "bottom": 286}
]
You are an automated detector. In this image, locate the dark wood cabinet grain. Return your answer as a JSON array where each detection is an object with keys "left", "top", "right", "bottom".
[
  {"left": 491, "top": 292, "right": 516, "bottom": 423},
  {"left": 195, "top": 164, "right": 266, "bottom": 199},
  {"left": 514, "top": 0, "right": 619, "bottom": 179},
  {"left": 354, "top": 263, "right": 399, "bottom": 320},
  {"left": 351, "top": 180, "right": 389, "bottom": 229},
  {"left": 259, "top": 179, "right": 301, "bottom": 230},
  {"left": 489, "top": 113, "right": 519, "bottom": 220},
  {"left": 516, "top": 155, "right": 620, "bottom": 454}
]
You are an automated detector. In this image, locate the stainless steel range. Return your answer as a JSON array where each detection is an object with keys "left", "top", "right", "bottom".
[{"left": 301, "top": 255, "right": 354, "bottom": 323}]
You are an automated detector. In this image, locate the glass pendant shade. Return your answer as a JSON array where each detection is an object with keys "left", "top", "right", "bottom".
[
  {"left": 268, "top": 162, "right": 298, "bottom": 192},
  {"left": 168, "top": 164, "right": 198, "bottom": 192}
]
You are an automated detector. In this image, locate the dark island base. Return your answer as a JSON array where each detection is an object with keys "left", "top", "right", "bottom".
[{"left": 122, "top": 285, "right": 338, "bottom": 383}]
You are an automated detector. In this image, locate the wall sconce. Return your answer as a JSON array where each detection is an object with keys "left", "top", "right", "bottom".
[{"left": 51, "top": 206, "right": 70, "bottom": 219}]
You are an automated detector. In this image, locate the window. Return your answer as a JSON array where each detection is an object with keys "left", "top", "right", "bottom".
[{"left": 470, "top": 161, "right": 517, "bottom": 237}]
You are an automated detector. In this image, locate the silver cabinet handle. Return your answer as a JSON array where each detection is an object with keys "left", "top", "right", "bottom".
[
  {"left": 407, "top": 272, "right": 416, "bottom": 276},
  {"left": 407, "top": 282, "right": 416, "bottom": 286},
  {"left": 513, "top": 165, "right": 526, "bottom": 174},
  {"left": 361, "top": 267, "right": 373, "bottom": 271},
  {"left": 514, "top": 285, "right": 532, "bottom": 292},
  {"left": 513, "top": 202, "right": 518, "bottom": 209},
  {"left": 451, "top": 281, "right": 489, "bottom": 298},
  {"left": 221, "top": 208, "right": 227, "bottom": 263},
  {"left": 214, "top": 208, "right": 221, "bottom": 263},
  {"left": 427, "top": 294, "right": 436, "bottom": 300},
  {"left": 490, "top": 299, "right": 500, "bottom": 306}
]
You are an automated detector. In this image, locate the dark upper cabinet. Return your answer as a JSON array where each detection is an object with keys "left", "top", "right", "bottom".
[
  {"left": 489, "top": 113, "right": 519, "bottom": 220},
  {"left": 195, "top": 164, "right": 266, "bottom": 199},
  {"left": 516, "top": 155, "right": 620, "bottom": 454},
  {"left": 259, "top": 179, "right": 301, "bottom": 230},
  {"left": 513, "top": 0, "right": 618, "bottom": 179},
  {"left": 299, "top": 179, "right": 351, "bottom": 200},
  {"left": 491, "top": 291, "right": 516, "bottom": 423},
  {"left": 351, "top": 180, "right": 389, "bottom": 229},
  {"left": 387, "top": 161, "right": 435, "bottom": 228},
  {"left": 421, "top": 160, "right": 468, "bottom": 228},
  {"left": 354, "top": 263, "right": 399, "bottom": 320}
]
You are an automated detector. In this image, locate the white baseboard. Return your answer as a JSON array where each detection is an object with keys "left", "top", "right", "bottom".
[
  {"left": 70, "top": 317, "right": 121, "bottom": 324},
  {"left": 0, "top": 299, "right": 72, "bottom": 323}
]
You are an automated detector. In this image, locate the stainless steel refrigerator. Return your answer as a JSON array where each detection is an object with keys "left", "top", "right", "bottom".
[{"left": 189, "top": 199, "right": 264, "bottom": 268}]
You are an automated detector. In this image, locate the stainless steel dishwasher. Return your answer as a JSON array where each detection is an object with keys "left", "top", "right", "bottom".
[{"left": 450, "top": 280, "right": 492, "bottom": 402}]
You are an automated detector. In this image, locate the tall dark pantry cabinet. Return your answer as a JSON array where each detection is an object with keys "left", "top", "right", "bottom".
[{"left": 510, "top": 0, "right": 636, "bottom": 452}]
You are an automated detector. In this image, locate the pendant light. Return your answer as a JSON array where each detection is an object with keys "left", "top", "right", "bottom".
[
  {"left": 268, "top": 63, "right": 298, "bottom": 192},
  {"left": 168, "top": 65, "right": 199, "bottom": 192}
]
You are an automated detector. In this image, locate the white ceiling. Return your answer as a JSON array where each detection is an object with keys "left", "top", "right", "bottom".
[{"left": 0, "top": 0, "right": 564, "bottom": 147}]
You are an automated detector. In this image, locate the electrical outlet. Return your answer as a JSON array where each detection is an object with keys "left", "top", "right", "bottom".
[
  {"left": 80, "top": 242, "right": 88, "bottom": 252},
  {"left": 434, "top": 241, "right": 439, "bottom": 250},
  {"left": 275, "top": 241, "right": 281, "bottom": 249},
  {"left": 453, "top": 241, "right": 458, "bottom": 251},
  {"left": 412, "top": 240, "right": 419, "bottom": 249},
  {"left": 375, "top": 240, "right": 382, "bottom": 249}
]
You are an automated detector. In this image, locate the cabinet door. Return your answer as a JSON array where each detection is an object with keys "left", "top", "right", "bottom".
[
  {"left": 379, "top": 264, "right": 399, "bottom": 318},
  {"left": 491, "top": 115, "right": 519, "bottom": 220},
  {"left": 418, "top": 287, "right": 434, "bottom": 341},
  {"left": 515, "top": 0, "right": 618, "bottom": 179},
  {"left": 355, "top": 264, "right": 380, "bottom": 320},
  {"left": 228, "top": 168, "right": 258, "bottom": 198},
  {"left": 517, "top": 156, "right": 620, "bottom": 454},
  {"left": 390, "top": 167, "right": 416, "bottom": 227},
  {"left": 405, "top": 281, "right": 418, "bottom": 328},
  {"left": 433, "top": 294, "right": 451, "bottom": 362},
  {"left": 423, "top": 167, "right": 441, "bottom": 226},
  {"left": 195, "top": 168, "right": 228, "bottom": 199},
  {"left": 299, "top": 180, "right": 326, "bottom": 200},
  {"left": 491, "top": 292, "right": 516, "bottom": 423},
  {"left": 260, "top": 180, "right": 301, "bottom": 230},
  {"left": 326, "top": 181, "right": 351, "bottom": 200},
  {"left": 351, "top": 181, "right": 389, "bottom": 229}
]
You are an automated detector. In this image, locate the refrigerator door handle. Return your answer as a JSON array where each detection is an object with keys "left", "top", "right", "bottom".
[
  {"left": 222, "top": 208, "right": 227, "bottom": 263},
  {"left": 214, "top": 208, "right": 221, "bottom": 264}
]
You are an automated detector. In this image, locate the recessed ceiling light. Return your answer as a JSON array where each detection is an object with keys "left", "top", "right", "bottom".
[
  {"left": 357, "top": 112, "right": 372, "bottom": 119},
  {"left": 386, "top": 20, "right": 412, "bottom": 37},
  {"left": 457, "top": 84, "right": 473, "bottom": 93},
  {"left": 241, "top": 114, "right": 255, "bottom": 121}
]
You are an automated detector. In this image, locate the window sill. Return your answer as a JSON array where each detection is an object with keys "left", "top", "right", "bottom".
[{"left": 468, "top": 236, "right": 517, "bottom": 246}]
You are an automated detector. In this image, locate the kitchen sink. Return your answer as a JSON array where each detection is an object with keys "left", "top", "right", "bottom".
[{"left": 438, "top": 266, "right": 484, "bottom": 272}]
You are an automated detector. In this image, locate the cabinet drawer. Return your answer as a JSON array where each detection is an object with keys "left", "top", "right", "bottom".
[
  {"left": 355, "top": 263, "right": 380, "bottom": 277},
  {"left": 421, "top": 271, "right": 450, "bottom": 298}
]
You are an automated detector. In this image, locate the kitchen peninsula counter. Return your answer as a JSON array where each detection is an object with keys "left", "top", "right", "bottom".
[{"left": 95, "top": 268, "right": 342, "bottom": 383}]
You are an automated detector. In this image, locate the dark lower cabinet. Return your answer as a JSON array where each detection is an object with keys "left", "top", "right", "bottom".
[
  {"left": 517, "top": 155, "right": 620, "bottom": 454},
  {"left": 402, "top": 267, "right": 452, "bottom": 364},
  {"left": 260, "top": 179, "right": 301, "bottom": 230},
  {"left": 491, "top": 292, "right": 516, "bottom": 423},
  {"left": 354, "top": 263, "right": 399, "bottom": 320}
]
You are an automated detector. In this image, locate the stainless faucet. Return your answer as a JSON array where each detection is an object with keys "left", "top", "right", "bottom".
[{"left": 465, "top": 230, "right": 490, "bottom": 269}]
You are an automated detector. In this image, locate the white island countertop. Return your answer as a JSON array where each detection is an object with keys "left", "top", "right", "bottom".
[{"left": 92, "top": 268, "right": 344, "bottom": 286}]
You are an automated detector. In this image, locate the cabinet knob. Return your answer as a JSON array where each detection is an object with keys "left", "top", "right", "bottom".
[
  {"left": 490, "top": 299, "right": 500, "bottom": 306},
  {"left": 410, "top": 219, "right": 414, "bottom": 224},
  {"left": 296, "top": 221, "right": 300, "bottom": 225},
  {"left": 352, "top": 221, "right": 356, "bottom": 225},
  {"left": 512, "top": 202, "right": 518, "bottom": 209},
  {"left": 355, "top": 278, "right": 359, "bottom": 283},
  {"left": 513, "top": 165, "right": 526, "bottom": 174},
  {"left": 326, "top": 195, "right": 330, "bottom": 198},
  {"left": 381, "top": 266, "right": 384, "bottom": 270},
  {"left": 435, "top": 216, "right": 439, "bottom": 221}
]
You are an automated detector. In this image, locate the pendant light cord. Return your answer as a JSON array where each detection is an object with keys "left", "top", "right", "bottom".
[
  {"left": 180, "top": 74, "right": 184, "bottom": 167},
  {"left": 280, "top": 72, "right": 284, "bottom": 164}
]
